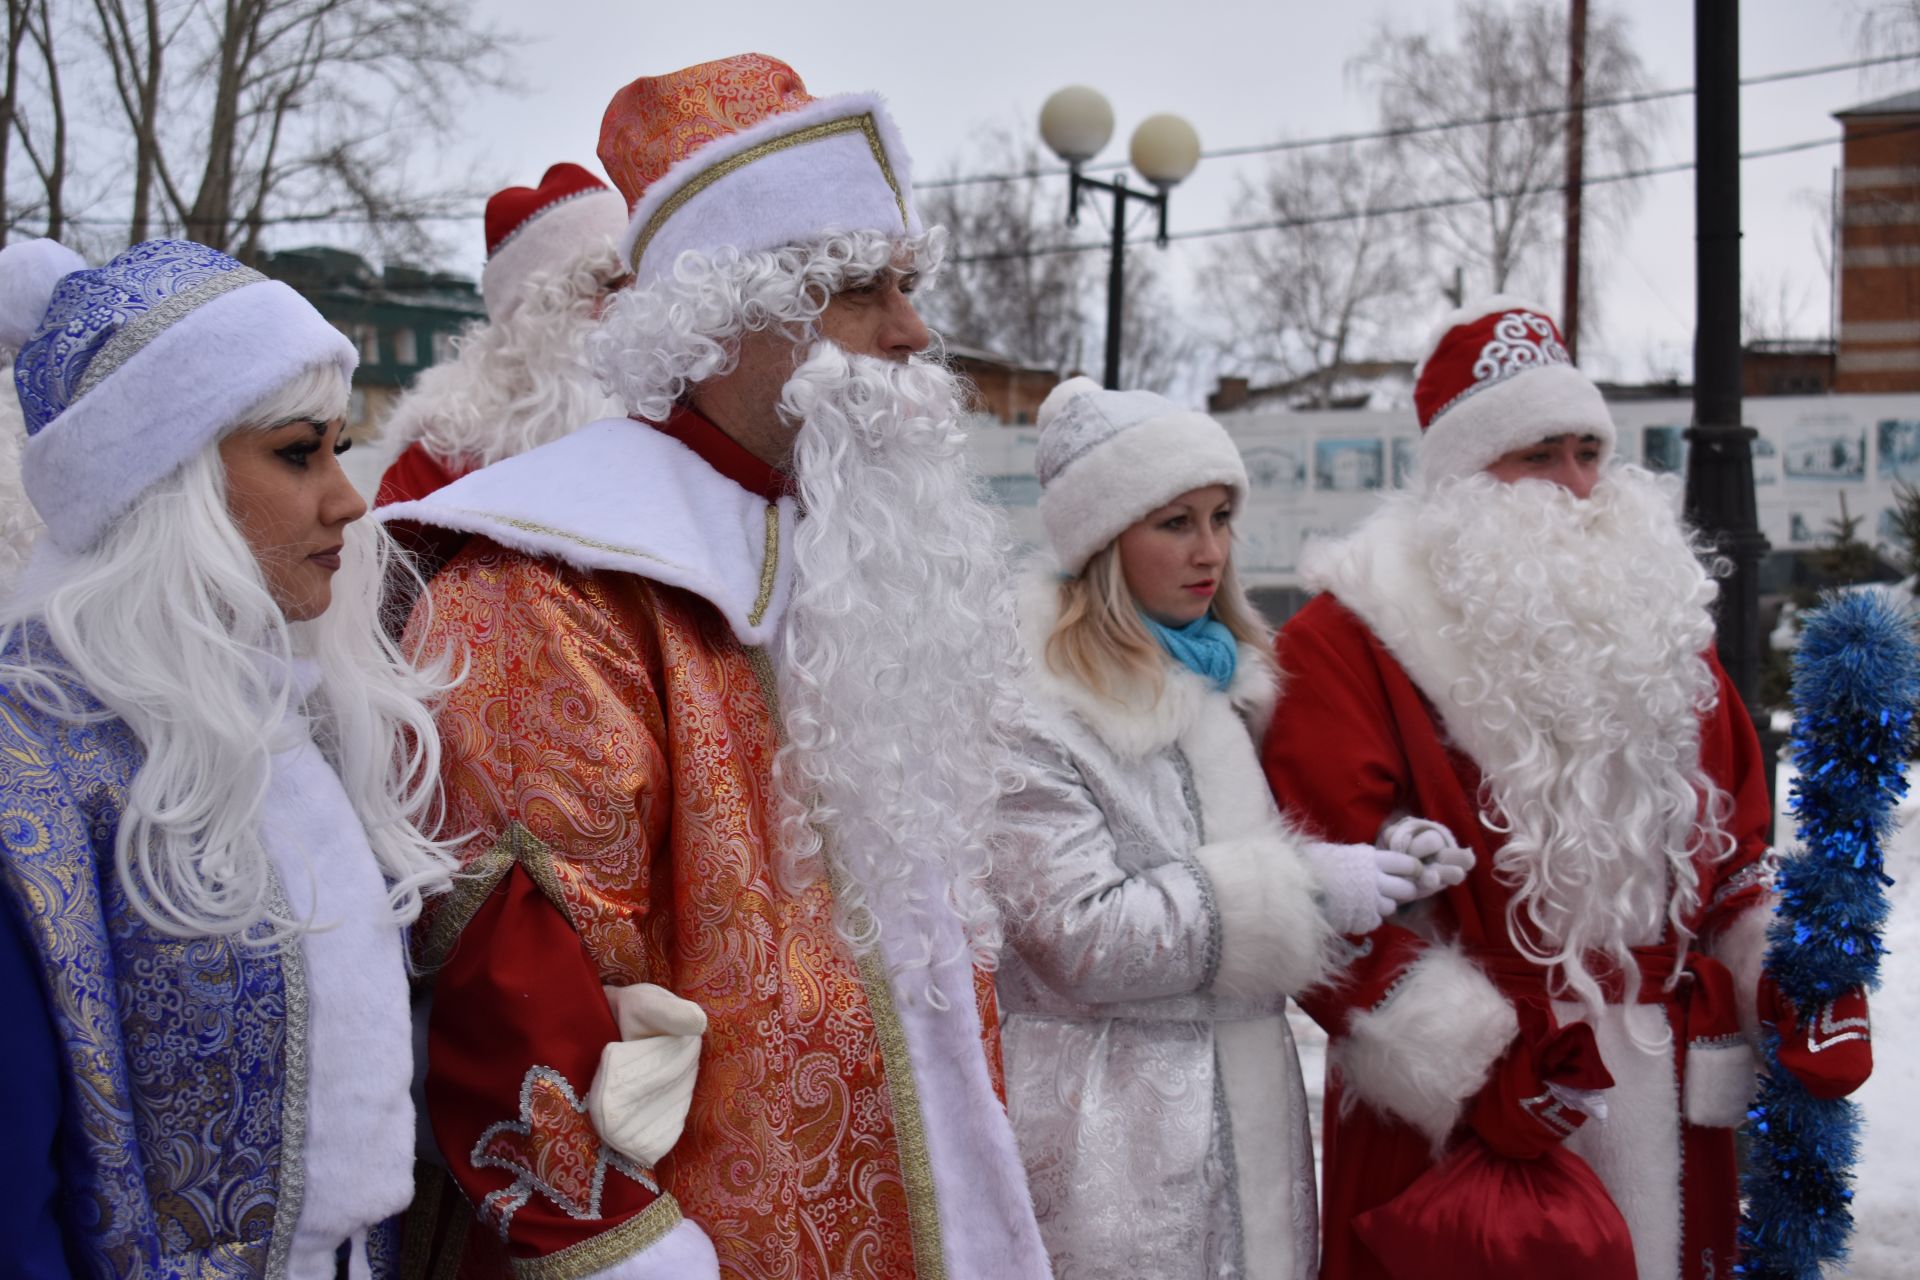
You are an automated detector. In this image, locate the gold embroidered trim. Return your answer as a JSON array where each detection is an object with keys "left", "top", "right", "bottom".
[
  {"left": 510, "top": 1197, "right": 684, "bottom": 1280},
  {"left": 749, "top": 503, "right": 780, "bottom": 629},
  {"left": 440, "top": 507, "right": 678, "bottom": 569},
  {"left": 743, "top": 650, "right": 945, "bottom": 1273},
  {"left": 628, "top": 112, "right": 908, "bottom": 271},
  {"left": 419, "top": 822, "right": 570, "bottom": 971},
  {"left": 855, "top": 944, "right": 947, "bottom": 1280},
  {"left": 262, "top": 868, "right": 309, "bottom": 1280}
]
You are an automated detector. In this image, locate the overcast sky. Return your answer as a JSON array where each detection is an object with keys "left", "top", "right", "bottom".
[{"left": 422, "top": 0, "right": 1894, "bottom": 395}]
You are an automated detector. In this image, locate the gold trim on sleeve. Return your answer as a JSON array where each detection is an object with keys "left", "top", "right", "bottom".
[
  {"left": 418, "top": 822, "right": 572, "bottom": 972},
  {"left": 509, "top": 1197, "right": 685, "bottom": 1280},
  {"left": 628, "top": 112, "right": 909, "bottom": 272}
]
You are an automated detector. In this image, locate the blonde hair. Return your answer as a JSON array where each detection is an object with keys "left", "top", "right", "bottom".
[{"left": 1045, "top": 539, "right": 1273, "bottom": 704}]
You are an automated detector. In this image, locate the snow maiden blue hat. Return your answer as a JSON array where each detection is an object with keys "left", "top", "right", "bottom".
[{"left": 0, "top": 238, "right": 357, "bottom": 552}]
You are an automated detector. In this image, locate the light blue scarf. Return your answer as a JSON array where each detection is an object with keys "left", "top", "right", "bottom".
[{"left": 1142, "top": 611, "right": 1237, "bottom": 692}]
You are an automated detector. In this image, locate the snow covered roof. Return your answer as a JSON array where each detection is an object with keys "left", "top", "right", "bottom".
[{"left": 1835, "top": 87, "right": 1920, "bottom": 118}]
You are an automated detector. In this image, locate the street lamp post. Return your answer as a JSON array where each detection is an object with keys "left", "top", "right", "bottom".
[{"left": 1040, "top": 87, "right": 1199, "bottom": 389}]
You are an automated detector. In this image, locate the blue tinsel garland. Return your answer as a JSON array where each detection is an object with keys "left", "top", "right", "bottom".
[{"left": 1737, "top": 590, "right": 1920, "bottom": 1279}]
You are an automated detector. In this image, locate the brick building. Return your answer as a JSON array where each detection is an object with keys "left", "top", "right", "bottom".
[{"left": 1834, "top": 88, "right": 1920, "bottom": 392}]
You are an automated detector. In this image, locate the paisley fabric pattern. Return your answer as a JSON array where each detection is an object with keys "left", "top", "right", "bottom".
[
  {"left": 414, "top": 542, "right": 935, "bottom": 1279},
  {"left": 13, "top": 240, "right": 262, "bottom": 435},
  {"left": 598, "top": 54, "right": 815, "bottom": 206},
  {"left": 0, "top": 629, "right": 303, "bottom": 1278}
]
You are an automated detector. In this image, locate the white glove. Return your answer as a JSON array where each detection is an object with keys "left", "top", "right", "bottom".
[
  {"left": 1378, "top": 815, "right": 1475, "bottom": 897},
  {"left": 1303, "top": 840, "right": 1417, "bottom": 934},
  {"left": 586, "top": 983, "right": 707, "bottom": 1168}
]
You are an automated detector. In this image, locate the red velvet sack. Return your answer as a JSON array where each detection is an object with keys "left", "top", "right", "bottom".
[{"left": 1354, "top": 1138, "right": 1638, "bottom": 1280}]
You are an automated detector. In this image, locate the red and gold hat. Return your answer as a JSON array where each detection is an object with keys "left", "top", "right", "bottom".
[
  {"left": 1412, "top": 295, "right": 1614, "bottom": 486},
  {"left": 597, "top": 53, "right": 922, "bottom": 287},
  {"left": 479, "top": 163, "right": 628, "bottom": 321}
]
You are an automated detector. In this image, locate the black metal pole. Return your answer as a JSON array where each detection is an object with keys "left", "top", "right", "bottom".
[
  {"left": 1104, "top": 179, "right": 1129, "bottom": 389},
  {"left": 1684, "top": 0, "right": 1767, "bottom": 709}
]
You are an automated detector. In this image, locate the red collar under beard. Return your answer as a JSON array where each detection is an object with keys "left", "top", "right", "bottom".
[{"left": 1418, "top": 467, "right": 1736, "bottom": 1014}]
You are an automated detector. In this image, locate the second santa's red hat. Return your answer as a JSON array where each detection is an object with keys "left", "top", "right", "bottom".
[
  {"left": 480, "top": 162, "right": 629, "bottom": 321},
  {"left": 1411, "top": 295, "right": 1615, "bottom": 487}
]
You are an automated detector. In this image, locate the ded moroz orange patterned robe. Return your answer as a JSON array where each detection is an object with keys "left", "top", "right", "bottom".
[{"left": 383, "top": 409, "right": 1043, "bottom": 1280}]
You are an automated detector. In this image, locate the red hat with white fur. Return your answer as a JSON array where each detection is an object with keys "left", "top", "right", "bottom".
[
  {"left": 1412, "top": 295, "right": 1614, "bottom": 487},
  {"left": 480, "top": 163, "right": 628, "bottom": 321}
]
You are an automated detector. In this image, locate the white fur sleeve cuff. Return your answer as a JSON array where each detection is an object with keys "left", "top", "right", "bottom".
[
  {"left": 587, "top": 984, "right": 707, "bottom": 1169},
  {"left": 1194, "top": 831, "right": 1337, "bottom": 1001},
  {"left": 1330, "top": 946, "right": 1518, "bottom": 1149},
  {"left": 579, "top": 1217, "right": 720, "bottom": 1279}
]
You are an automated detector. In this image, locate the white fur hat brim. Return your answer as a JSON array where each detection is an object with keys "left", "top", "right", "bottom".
[
  {"left": 481, "top": 187, "right": 630, "bottom": 321},
  {"left": 619, "top": 92, "right": 922, "bottom": 286},
  {"left": 1040, "top": 409, "right": 1249, "bottom": 575},
  {"left": 22, "top": 278, "right": 356, "bottom": 552},
  {"left": 1417, "top": 362, "right": 1615, "bottom": 489}
]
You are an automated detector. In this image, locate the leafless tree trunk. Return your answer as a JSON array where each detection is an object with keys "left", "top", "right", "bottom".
[
  {"left": 9, "top": 0, "right": 67, "bottom": 240},
  {"left": 1198, "top": 143, "right": 1420, "bottom": 403},
  {"left": 2, "top": 0, "right": 28, "bottom": 236},
  {"left": 918, "top": 130, "right": 1095, "bottom": 373},
  {"left": 1355, "top": 0, "right": 1660, "bottom": 306},
  {"left": 7, "top": 0, "right": 509, "bottom": 258}
]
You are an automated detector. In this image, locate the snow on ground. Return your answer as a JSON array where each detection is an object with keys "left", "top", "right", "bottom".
[{"left": 1287, "top": 764, "right": 1920, "bottom": 1276}]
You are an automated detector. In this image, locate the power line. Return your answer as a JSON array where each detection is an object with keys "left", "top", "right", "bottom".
[
  {"left": 29, "top": 51, "right": 1920, "bottom": 234},
  {"left": 919, "top": 49, "right": 1920, "bottom": 191},
  {"left": 950, "top": 116, "right": 1920, "bottom": 264}
]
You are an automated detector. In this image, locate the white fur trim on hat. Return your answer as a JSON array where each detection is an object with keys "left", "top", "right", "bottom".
[
  {"left": 1417, "top": 361, "right": 1615, "bottom": 489},
  {"left": 620, "top": 92, "right": 922, "bottom": 286},
  {"left": 21, "top": 279, "right": 356, "bottom": 552},
  {"left": 0, "top": 239, "right": 87, "bottom": 350},
  {"left": 481, "top": 187, "right": 629, "bottom": 321},
  {"left": 1035, "top": 377, "right": 1248, "bottom": 574}
]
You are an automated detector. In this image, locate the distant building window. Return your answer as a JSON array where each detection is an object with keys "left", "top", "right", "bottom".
[
  {"left": 392, "top": 329, "right": 419, "bottom": 366},
  {"left": 353, "top": 324, "right": 379, "bottom": 363},
  {"left": 349, "top": 388, "right": 368, "bottom": 425},
  {"left": 432, "top": 330, "right": 458, "bottom": 364},
  {"left": 1014, "top": 410, "right": 1030, "bottom": 424}
]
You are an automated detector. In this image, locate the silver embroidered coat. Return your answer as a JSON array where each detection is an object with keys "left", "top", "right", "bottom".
[{"left": 994, "top": 569, "right": 1338, "bottom": 1280}]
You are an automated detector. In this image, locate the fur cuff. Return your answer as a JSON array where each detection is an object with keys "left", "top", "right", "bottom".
[
  {"left": 1684, "top": 1039, "right": 1759, "bottom": 1128},
  {"left": 1195, "top": 831, "right": 1337, "bottom": 1001},
  {"left": 1331, "top": 946, "right": 1518, "bottom": 1148}
]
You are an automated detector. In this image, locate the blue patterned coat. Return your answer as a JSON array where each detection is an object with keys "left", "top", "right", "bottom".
[{"left": 0, "top": 633, "right": 384, "bottom": 1278}]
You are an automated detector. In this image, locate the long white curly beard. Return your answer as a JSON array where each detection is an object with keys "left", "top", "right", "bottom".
[
  {"left": 771, "top": 344, "right": 1023, "bottom": 1005},
  {"left": 1420, "top": 466, "right": 1736, "bottom": 1016}
]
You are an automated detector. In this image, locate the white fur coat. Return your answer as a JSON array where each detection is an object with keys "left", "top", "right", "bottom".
[{"left": 993, "top": 565, "right": 1335, "bottom": 1280}]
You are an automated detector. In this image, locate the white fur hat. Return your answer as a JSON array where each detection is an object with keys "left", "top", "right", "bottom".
[
  {"left": 1035, "top": 376, "right": 1249, "bottom": 575},
  {"left": 1, "top": 237, "right": 356, "bottom": 553},
  {"left": 480, "top": 163, "right": 629, "bottom": 321},
  {"left": 598, "top": 54, "right": 922, "bottom": 288},
  {"left": 1412, "top": 294, "right": 1614, "bottom": 487}
]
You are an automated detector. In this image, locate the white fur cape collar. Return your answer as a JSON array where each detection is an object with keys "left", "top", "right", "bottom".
[
  {"left": 377, "top": 417, "right": 798, "bottom": 647},
  {"left": 1012, "top": 561, "right": 1279, "bottom": 761}
]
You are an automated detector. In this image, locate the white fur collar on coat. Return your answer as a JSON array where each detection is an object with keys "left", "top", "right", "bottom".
[
  {"left": 1012, "top": 561, "right": 1279, "bottom": 766},
  {"left": 376, "top": 417, "right": 797, "bottom": 647}
]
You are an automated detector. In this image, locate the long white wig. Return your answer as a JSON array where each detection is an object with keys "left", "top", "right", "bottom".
[
  {"left": 0, "top": 364, "right": 456, "bottom": 941},
  {"left": 387, "top": 240, "right": 627, "bottom": 470},
  {"left": 1422, "top": 466, "right": 1736, "bottom": 1026},
  {"left": 589, "top": 226, "right": 947, "bottom": 422}
]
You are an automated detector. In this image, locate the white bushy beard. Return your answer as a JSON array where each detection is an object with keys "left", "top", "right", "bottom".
[
  {"left": 1421, "top": 467, "right": 1735, "bottom": 1019},
  {"left": 772, "top": 343, "right": 1022, "bottom": 1005},
  {"left": 392, "top": 270, "right": 624, "bottom": 471}
]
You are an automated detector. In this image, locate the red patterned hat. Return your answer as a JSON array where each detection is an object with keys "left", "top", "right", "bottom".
[
  {"left": 1412, "top": 295, "right": 1614, "bottom": 486},
  {"left": 479, "top": 163, "right": 628, "bottom": 321},
  {"left": 597, "top": 53, "right": 922, "bottom": 287}
]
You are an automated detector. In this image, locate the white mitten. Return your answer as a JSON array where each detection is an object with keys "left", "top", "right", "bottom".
[
  {"left": 1379, "top": 815, "right": 1475, "bottom": 897},
  {"left": 1303, "top": 840, "right": 1414, "bottom": 934},
  {"left": 586, "top": 983, "right": 708, "bottom": 1168}
]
